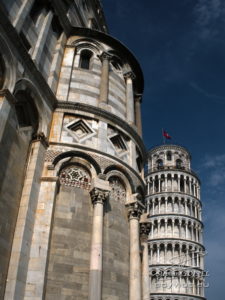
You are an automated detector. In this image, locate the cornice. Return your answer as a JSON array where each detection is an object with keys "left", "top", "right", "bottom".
[
  {"left": 145, "top": 167, "right": 201, "bottom": 183},
  {"left": 149, "top": 293, "right": 206, "bottom": 300},
  {"left": 147, "top": 213, "right": 204, "bottom": 227},
  {"left": 148, "top": 238, "right": 205, "bottom": 250},
  {"left": 149, "top": 144, "right": 191, "bottom": 159},
  {"left": 145, "top": 192, "right": 202, "bottom": 206},
  {"left": 148, "top": 238, "right": 205, "bottom": 249}
]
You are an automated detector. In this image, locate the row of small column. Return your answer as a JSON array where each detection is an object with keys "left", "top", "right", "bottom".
[
  {"left": 146, "top": 174, "right": 200, "bottom": 198},
  {"left": 149, "top": 218, "right": 203, "bottom": 243},
  {"left": 149, "top": 243, "right": 204, "bottom": 268},
  {"left": 98, "top": 52, "right": 142, "bottom": 135},
  {"left": 147, "top": 197, "right": 202, "bottom": 220},
  {"left": 150, "top": 275, "right": 205, "bottom": 297},
  {"left": 88, "top": 179, "right": 149, "bottom": 300}
]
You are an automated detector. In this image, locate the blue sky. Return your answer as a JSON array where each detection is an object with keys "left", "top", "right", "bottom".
[{"left": 102, "top": 0, "right": 225, "bottom": 298}]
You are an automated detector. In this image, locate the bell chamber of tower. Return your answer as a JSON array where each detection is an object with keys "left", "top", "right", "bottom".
[{"left": 145, "top": 145, "right": 207, "bottom": 300}]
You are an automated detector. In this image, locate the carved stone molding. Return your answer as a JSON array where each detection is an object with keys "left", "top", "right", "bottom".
[
  {"left": 90, "top": 187, "right": 109, "bottom": 205},
  {"left": 123, "top": 70, "right": 136, "bottom": 80},
  {"left": 32, "top": 131, "right": 49, "bottom": 148},
  {"left": 98, "top": 51, "right": 113, "bottom": 62},
  {"left": 126, "top": 200, "right": 143, "bottom": 220}
]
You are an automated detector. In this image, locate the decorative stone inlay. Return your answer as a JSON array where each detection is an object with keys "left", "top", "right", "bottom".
[
  {"left": 59, "top": 165, "right": 91, "bottom": 189},
  {"left": 45, "top": 150, "right": 63, "bottom": 162},
  {"left": 90, "top": 187, "right": 110, "bottom": 205},
  {"left": 109, "top": 176, "right": 126, "bottom": 203},
  {"left": 64, "top": 117, "right": 96, "bottom": 143},
  {"left": 110, "top": 134, "right": 127, "bottom": 152}
]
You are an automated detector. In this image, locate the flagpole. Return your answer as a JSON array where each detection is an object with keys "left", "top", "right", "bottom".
[{"left": 162, "top": 128, "right": 165, "bottom": 144}]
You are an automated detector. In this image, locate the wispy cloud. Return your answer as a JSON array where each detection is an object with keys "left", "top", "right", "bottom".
[
  {"left": 194, "top": 0, "right": 225, "bottom": 39},
  {"left": 190, "top": 82, "right": 225, "bottom": 104},
  {"left": 200, "top": 154, "right": 225, "bottom": 188}
]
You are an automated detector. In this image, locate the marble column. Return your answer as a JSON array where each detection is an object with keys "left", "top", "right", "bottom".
[
  {"left": 88, "top": 178, "right": 110, "bottom": 300},
  {"left": 124, "top": 71, "right": 135, "bottom": 125},
  {"left": 140, "top": 218, "right": 151, "bottom": 300},
  {"left": 135, "top": 94, "right": 142, "bottom": 136},
  {"left": 99, "top": 52, "right": 112, "bottom": 105},
  {"left": 152, "top": 178, "right": 155, "bottom": 194},
  {"left": 126, "top": 198, "right": 143, "bottom": 300}
]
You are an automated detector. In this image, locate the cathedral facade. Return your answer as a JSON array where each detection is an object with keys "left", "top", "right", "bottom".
[{"left": 0, "top": 1, "right": 206, "bottom": 300}]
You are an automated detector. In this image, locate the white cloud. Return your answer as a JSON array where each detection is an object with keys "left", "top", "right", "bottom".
[
  {"left": 190, "top": 82, "right": 225, "bottom": 104},
  {"left": 194, "top": 0, "right": 225, "bottom": 38},
  {"left": 199, "top": 154, "right": 225, "bottom": 188}
]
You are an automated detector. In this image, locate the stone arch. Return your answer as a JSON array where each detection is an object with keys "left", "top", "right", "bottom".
[
  {"left": 52, "top": 150, "right": 101, "bottom": 175},
  {"left": 14, "top": 89, "right": 39, "bottom": 133},
  {"left": 0, "top": 33, "right": 17, "bottom": 91},
  {"left": 13, "top": 78, "right": 47, "bottom": 134},
  {"left": 103, "top": 165, "right": 136, "bottom": 194},
  {"left": 71, "top": 37, "right": 104, "bottom": 54}
]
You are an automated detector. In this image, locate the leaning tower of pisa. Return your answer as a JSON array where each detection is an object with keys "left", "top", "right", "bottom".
[{"left": 145, "top": 144, "right": 206, "bottom": 300}]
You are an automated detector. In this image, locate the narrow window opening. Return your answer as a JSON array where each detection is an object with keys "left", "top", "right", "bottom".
[
  {"left": 156, "top": 159, "right": 163, "bottom": 169},
  {"left": 79, "top": 50, "right": 93, "bottom": 70},
  {"left": 167, "top": 151, "right": 172, "bottom": 161},
  {"left": 19, "top": 32, "right": 31, "bottom": 51},
  {"left": 176, "top": 159, "right": 183, "bottom": 169},
  {"left": 15, "top": 103, "right": 32, "bottom": 127}
]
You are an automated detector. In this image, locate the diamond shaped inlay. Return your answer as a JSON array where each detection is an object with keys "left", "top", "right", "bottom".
[
  {"left": 66, "top": 119, "right": 96, "bottom": 143},
  {"left": 110, "top": 134, "right": 127, "bottom": 153}
]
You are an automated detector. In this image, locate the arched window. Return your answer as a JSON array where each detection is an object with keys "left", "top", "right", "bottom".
[
  {"left": 14, "top": 90, "right": 38, "bottom": 131},
  {"left": 79, "top": 49, "right": 93, "bottom": 70},
  {"left": 0, "top": 54, "right": 5, "bottom": 89},
  {"left": 167, "top": 151, "right": 172, "bottom": 161},
  {"left": 176, "top": 159, "right": 183, "bottom": 169},
  {"left": 156, "top": 159, "right": 163, "bottom": 169}
]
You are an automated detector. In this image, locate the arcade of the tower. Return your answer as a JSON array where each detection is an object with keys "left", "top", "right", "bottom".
[{"left": 146, "top": 145, "right": 206, "bottom": 300}]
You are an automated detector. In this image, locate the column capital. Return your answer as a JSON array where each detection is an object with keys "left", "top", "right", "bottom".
[
  {"left": 90, "top": 187, "right": 109, "bottom": 205},
  {"left": 123, "top": 70, "right": 136, "bottom": 80},
  {"left": 126, "top": 197, "right": 144, "bottom": 220},
  {"left": 98, "top": 51, "right": 113, "bottom": 62},
  {"left": 134, "top": 93, "right": 142, "bottom": 102},
  {"left": 32, "top": 131, "right": 49, "bottom": 148}
]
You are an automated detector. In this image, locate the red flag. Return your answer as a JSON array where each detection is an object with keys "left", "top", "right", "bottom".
[{"left": 163, "top": 130, "right": 172, "bottom": 139}]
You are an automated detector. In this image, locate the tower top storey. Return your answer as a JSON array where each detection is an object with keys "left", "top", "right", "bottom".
[{"left": 147, "top": 144, "right": 192, "bottom": 173}]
